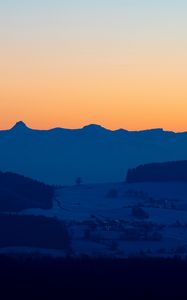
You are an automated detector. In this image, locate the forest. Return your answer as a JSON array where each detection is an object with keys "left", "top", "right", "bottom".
[
  {"left": 0, "top": 214, "right": 70, "bottom": 250},
  {"left": 126, "top": 160, "right": 187, "bottom": 183},
  {"left": 0, "top": 171, "right": 54, "bottom": 211}
]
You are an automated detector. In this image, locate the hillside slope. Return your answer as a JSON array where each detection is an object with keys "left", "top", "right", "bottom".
[{"left": 0, "top": 170, "right": 54, "bottom": 211}]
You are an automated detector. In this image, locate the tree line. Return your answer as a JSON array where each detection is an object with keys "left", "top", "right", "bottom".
[
  {"left": 0, "top": 171, "right": 54, "bottom": 211},
  {"left": 0, "top": 214, "right": 70, "bottom": 250},
  {"left": 126, "top": 160, "right": 187, "bottom": 183}
]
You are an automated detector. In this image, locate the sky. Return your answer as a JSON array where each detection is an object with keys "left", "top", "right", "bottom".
[{"left": 0, "top": 0, "right": 187, "bottom": 131}]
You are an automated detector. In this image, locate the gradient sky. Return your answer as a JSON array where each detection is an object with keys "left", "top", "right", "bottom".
[{"left": 0, "top": 0, "right": 187, "bottom": 131}]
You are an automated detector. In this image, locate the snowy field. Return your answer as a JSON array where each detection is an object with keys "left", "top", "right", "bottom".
[{"left": 16, "top": 181, "right": 187, "bottom": 258}]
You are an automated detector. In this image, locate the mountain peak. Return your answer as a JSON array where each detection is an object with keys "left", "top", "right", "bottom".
[
  {"left": 11, "top": 121, "right": 29, "bottom": 130},
  {"left": 82, "top": 124, "right": 109, "bottom": 132}
]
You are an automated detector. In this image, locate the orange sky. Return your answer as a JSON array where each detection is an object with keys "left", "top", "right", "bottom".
[{"left": 0, "top": 0, "right": 187, "bottom": 131}]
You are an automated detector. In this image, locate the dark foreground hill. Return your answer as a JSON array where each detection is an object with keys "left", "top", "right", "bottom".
[
  {"left": 1, "top": 121, "right": 187, "bottom": 185},
  {"left": 0, "top": 255, "right": 187, "bottom": 298},
  {"left": 126, "top": 160, "right": 187, "bottom": 183},
  {"left": 0, "top": 170, "right": 54, "bottom": 212}
]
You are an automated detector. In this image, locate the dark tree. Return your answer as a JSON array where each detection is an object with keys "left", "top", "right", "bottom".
[{"left": 76, "top": 177, "right": 82, "bottom": 186}]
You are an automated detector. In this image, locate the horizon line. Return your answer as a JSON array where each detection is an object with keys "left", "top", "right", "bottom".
[{"left": 1, "top": 121, "right": 187, "bottom": 134}]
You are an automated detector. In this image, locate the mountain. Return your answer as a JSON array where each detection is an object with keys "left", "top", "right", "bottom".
[
  {"left": 0, "top": 121, "right": 187, "bottom": 185},
  {"left": 11, "top": 121, "right": 29, "bottom": 131}
]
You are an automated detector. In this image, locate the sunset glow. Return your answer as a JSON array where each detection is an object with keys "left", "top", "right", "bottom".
[{"left": 0, "top": 0, "right": 187, "bottom": 131}]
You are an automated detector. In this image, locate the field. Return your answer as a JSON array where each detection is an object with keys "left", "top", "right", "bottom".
[{"left": 14, "top": 181, "right": 187, "bottom": 258}]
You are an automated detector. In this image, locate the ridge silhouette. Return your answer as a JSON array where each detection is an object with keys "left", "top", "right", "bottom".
[{"left": 0, "top": 121, "right": 187, "bottom": 185}]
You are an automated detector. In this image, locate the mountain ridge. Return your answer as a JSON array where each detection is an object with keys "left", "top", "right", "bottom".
[
  {"left": 1, "top": 121, "right": 184, "bottom": 134},
  {"left": 0, "top": 121, "right": 187, "bottom": 185}
]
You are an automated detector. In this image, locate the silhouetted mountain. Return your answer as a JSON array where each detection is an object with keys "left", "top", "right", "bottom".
[
  {"left": 11, "top": 121, "right": 28, "bottom": 130},
  {"left": 1, "top": 121, "right": 187, "bottom": 185},
  {"left": 82, "top": 124, "right": 110, "bottom": 134},
  {"left": 126, "top": 160, "right": 187, "bottom": 183},
  {"left": 0, "top": 170, "right": 54, "bottom": 212}
]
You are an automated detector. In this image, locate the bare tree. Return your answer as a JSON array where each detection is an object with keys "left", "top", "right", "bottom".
[{"left": 76, "top": 177, "right": 82, "bottom": 186}]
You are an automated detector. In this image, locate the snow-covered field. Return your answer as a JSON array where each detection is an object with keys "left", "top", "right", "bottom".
[{"left": 17, "top": 181, "right": 187, "bottom": 258}]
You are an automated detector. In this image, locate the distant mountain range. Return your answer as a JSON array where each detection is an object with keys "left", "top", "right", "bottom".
[{"left": 1, "top": 121, "right": 187, "bottom": 185}]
